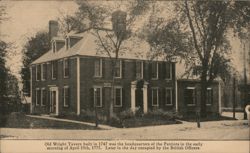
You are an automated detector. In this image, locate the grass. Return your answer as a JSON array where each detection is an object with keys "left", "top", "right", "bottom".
[
  {"left": 121, "top": 117, "right": 182, "bottom": 128},
  {"left": 0, "top": 112, "right": 101, "bottom": 130},
  {"left": 180, "top": 115, "right": 236, "bottom": 122},
  {"left": 58, "top": 113, "right": 182, "bottom": 128}
]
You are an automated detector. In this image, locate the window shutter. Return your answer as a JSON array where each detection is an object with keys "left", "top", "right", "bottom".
[
  {"left": 62, "top": 88, "right": 64, "bottom": 106},
  {"left": 162, "top": 62, "right": 166, "bottom": 79},
  {"left": 148, "top": 88, "right": 152, "bottom": 106},
  {"left": 162, "top": 88, "right": 166, "bottom": 106},
  {"left": 143, "top": 61, "right": 146, "bottom": 80},
  {"left": 159, "top": 62, "right": 163, "bottom": 79},
  {"left": 148, "top": 63, "right": 152, "bottom": 80},
  {"left": 102, "top": 59, "right": 105, "bottom": 78},
  {"left": 47, "top": 90, "right": 50, "bottom": 111},
  {"left": 122, "top": 60, "right": 125, "bottom": 78},
  {"left": 102, "top": 88, "right": 105, "bottom": 107},
  {"left": 122, "top": 88, "right": 125, "bottom": 108},
  {"left": 211, "top": 88, "right": 213, "bottom": 104},
  {"left": 68, "top": 87, "right": 71, "bottom": 107},
  {"left": 158, "top": 88, "right": 162, "bottom": 107},
  {"left": 68, "top": 59, "right": 70, "bottom": 78},
  {"left": 134, "top": 61, "right": 137, "bottom": 79},
  {"left": 90, "top": 88, "right": 94, "bottom": 109},
  {"left": 195, "top": 89, "right": 197, "bottom": 105}
]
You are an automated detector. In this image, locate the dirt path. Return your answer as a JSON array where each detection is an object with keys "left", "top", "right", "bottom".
[{"left": 1, "top": 120, "right": 249, "bottom": 140}]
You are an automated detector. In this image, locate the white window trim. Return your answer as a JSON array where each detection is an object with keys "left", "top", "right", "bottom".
[
  {"left": 114, "top": 60, "right": 122, "bottom": 79},
  {"left": 151, "top": 88, "right": 159, "bottom": 106},
  {"left": 41, "top": 88, "right": 46, "bottom": 106},
  {"left": 63, "top": 58, "right": 69, "bottom": 78},
  {"left": 165, "top": 63, "right": 172, "bottom": 80},
  {"left": 41, "top": 64, "right": 46, "bottom": 81},
  {"left": 165, "top": 88, "right": 173, "bottom": 106},
  {"left": 63, "top": 86, "right": 69, "bottom": 107},
  {"left": 186, "top": 87, "right": 196, "bottom": 106},
  {"left": 35, "top": 88, "right": 40, "bottom": 106},
  {"left": 51, "top": 61, "right": 56, "bottom": 80},
  {"left": 206, "top": 88, "right": 212, "bottom": 106},
  {"left": 114, "top": 87, "right": 122, "bottom": 107},
  {"left": 152, "top": 62, "right": 158, "bottom": 80},
  {"left": 94, "top": 58, "right": 102, "bottom": 77},
  {"left": 94, "top": 86, "right": 102, "bottom": 107},
  {"left": 36, "top": 64, "right": 40, "bottom": 81}
]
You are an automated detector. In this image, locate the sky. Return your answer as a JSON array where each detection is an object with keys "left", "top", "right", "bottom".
[
  {"left": 0, "top": 0, "right": 248, "bottom": 82},
  {"left": 0, "top": 0, "right": 78, "bottom": 79}
]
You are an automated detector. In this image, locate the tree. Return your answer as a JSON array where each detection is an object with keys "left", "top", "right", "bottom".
[
  {"left": 175, "top": 0, "right": 250, "bottom": 117},
  {"left": 69, "top": 0, "right": 151, "bottom": 120},
  {"left": 0, "top": 40, "right": 8, "bottom": 104},
  {"left": 143, "top": 1, "right": 250, "bottom": 118},
  {"left": 21, "top": 31, "right": 50, "bottom": 96}
]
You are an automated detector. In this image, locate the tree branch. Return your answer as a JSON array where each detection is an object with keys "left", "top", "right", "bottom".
[{"left": 184, "top": 0, "right": 203, "bottom": 61}]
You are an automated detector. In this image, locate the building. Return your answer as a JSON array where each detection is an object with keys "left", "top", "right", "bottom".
[
  {"left": 177, "top": 79, "right": 222, "bottom": 116},
  {"left": 30, "top": 22, "right": 177, "bottom": 116},
  {"left": 30, "top": 21, "right": 221, "bottom": 118}
]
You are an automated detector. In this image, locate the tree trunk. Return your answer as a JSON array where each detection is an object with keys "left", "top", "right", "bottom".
[
  {"left": 108, "top": 59, "right": 115, "bottom": 122},
  {"left": 200, "top": 73, "right": 208, "bottom": 118}
]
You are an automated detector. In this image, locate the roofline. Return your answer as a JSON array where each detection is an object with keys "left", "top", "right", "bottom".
[{"left": 30, "top": 54, "right": 176, "bottom": 65}]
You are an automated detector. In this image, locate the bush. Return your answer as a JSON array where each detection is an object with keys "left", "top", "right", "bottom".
[
  {"left": 118, "top": 108, "right": 135, "bottom": 120},
  {"left": 145, "top": 109, "right": 182, "bottom": 120}
]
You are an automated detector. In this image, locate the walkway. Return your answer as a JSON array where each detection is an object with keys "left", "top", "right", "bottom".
[{"left": 26, "top": 115, "right": 115, "bottom": 130}]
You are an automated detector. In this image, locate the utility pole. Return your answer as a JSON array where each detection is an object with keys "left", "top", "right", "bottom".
[
  {"left": 243, "top": 41, "right": 248, "bottom": 120},
  {"left": 233, "top": 76, "right": 236, "bottom": 119}
]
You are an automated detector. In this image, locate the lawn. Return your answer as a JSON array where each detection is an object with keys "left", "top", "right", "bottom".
[{"left": 0, "top": 112, "right": 100, "bottom": 130}]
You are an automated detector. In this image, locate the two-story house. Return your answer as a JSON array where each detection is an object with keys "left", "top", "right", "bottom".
[{"left": 30, "top": 23, "right": 177, "bottom": 117}]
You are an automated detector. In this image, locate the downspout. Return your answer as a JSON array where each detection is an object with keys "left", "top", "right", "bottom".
[{"left": 77, "top": 56, "right": 80, "bottom": 115}]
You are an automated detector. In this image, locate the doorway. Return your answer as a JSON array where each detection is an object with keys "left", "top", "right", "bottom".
[{"left": 49, "top": 87, "right": 59, "bottom": 115}]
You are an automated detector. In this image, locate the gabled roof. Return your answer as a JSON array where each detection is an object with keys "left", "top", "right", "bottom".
[{"left": 31, "top": 29, "right": 165, "bottom": 65}]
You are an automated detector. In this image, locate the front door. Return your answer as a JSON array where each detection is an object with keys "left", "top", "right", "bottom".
[
  {"left": 135, "top": 88, "right": 143, "bottom": 113},
  {"left": 49, "top": 87, "right": 59, "bottom": 115}
]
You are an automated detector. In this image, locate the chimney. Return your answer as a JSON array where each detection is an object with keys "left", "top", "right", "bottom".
[
  {"left": 49, "top": 20, "right": 59, "bottom": 42},
  {"left": 111, "top": 10, "right": 127, "bottom": 39}
]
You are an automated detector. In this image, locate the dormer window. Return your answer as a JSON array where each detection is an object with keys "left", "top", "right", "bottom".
[{"left": 65, "top": 37, "right": 70, "bottom": 50}]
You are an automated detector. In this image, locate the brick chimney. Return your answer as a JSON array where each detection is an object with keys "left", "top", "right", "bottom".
[
  {"left": 49, "top": 20, "right": 59, "bottom": 42},
  {"left": 111, "top": 10, "right": 127, "bottom": 39}
]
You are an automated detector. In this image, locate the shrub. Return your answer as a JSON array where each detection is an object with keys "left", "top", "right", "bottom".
[
  {"left": 146, "top": 109, "right": 182, "bottom": 120},
  {"left": 118, "top": 108, "right": 135, "bottom": 120}
]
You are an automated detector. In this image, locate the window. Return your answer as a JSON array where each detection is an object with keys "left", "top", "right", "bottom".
[
  {"left": 136, "top": 61, "right": 143, "bottom": 79},
  {"left": 152, "top": 88, "right": 158, "bottom": 106},
  {"left": 185, "top": 87, "right": 196, "bottom": 106},
  {"left": 114, "top": 60, "right": 122, "bottom": 78},
  {"left": 36, "top": 65, "right": 41, "bottom": 81},
  {"left": 52, "top": 61, "right": 57, "bottom": 79},
  {"left": 94, "top": 59, "right": 102, "bottom": 77},
  {"left": 41, "top": 88, "right": 46, "bottom": 106},
  {"left": 206, "top": 88, "right": 213, "bottom": 105},
  {"left": 63, "top": 59, "right": 69, "bottom": 78},
  {"left": 115, "top": 87, "right": 122, "bottom": 107},
  {"left": 94, "top": 87, "right": 102, "bottom": 107},
  {"left": 63, "top": 86, "right": 70, "bottom": 107},
  {"left": 165, "top": 88, "right": 173, "bottom": 105},
  {"left": 35, "top": 88, "right": 41, "bottom": 106},
  {"left": 52, "top": 42, "right": 56, "bottom": 53},
  {"left": 165, "top": 63, "right": 172, "bottom": 80},
  {"left": 41, "top": 64, "right": 47, "bottom": 81},
  {"left": 152, "top": 62, "right": 158, "bottom": 79}
]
